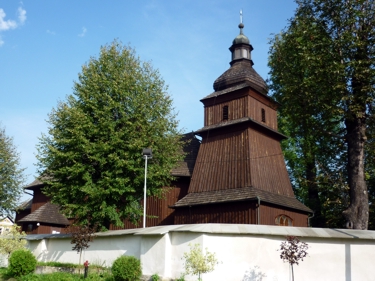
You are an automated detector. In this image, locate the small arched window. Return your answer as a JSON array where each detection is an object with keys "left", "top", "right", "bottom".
[
  {"left": 223, "top": 105, "right": 229, "bottom": 121},
  {"left": 261, "top": 108, "right": 266, "bottom": 123},
  {"left": 275, "top": 215, "right": 293, "bottom": 226}
]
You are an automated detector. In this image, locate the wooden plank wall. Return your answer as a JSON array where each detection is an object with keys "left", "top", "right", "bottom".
[
  {"left": 174, "top": 201, "right": 256, "bottom": 224},
  {"left": 188, "top": 129, "right": 251, "bottom": 193},
  {"left": 23, "top": 224, "right": 65, "bottom": 235},
  {"left": 110, "top": 178, "right": 190, "bottom": 230},
  {"left": 247, "top": 95, "right": 278, "bottom": 130},
  {"left": 203, "top": 89, "right": 278, "bottom": 131},
  {"left": 248, "top": 127, "right": 294, "bottom": 197},
  {"left": 204, "top": 96, "right": 247, "bottom": 126},
  {"left": 259, "top": 204, "right": 308, "bottom": 227},
  {"left": 31, "top": 188, "right": 49, "bottom": 212}
]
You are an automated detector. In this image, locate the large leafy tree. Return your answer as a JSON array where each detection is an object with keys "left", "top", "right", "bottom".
[
  {"left": 269, "top": 0, "right": 375, "bottom": 229},
  {"left": 0, "top": 125, "right": 25, "bottom": 217},
  {"left": 37, "top": 41, "right": 183, "bottom": 230}
]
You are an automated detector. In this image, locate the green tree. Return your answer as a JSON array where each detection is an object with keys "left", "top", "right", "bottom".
[
  {"left": 268, "top": 2, "right": 347, "bottom": 228},
  {"left": 0, "top": 224, "right": 27, "bottom": 257},
  {"left": 268, "top": 0, "right": 375, "bottom": 229},
  {"left": 183, "top": 243, "right": 218, "bottom": 281},
  {"left": 0, "top": 125, "right": 25, "bottom": 217},
  {"left": 36, "top": 41, "right": 183, "bottom": 230}
]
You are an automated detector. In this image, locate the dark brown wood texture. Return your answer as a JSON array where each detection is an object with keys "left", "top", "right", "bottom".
[
  {"left": 248, "top": 127, "right": 294, "bottom": 197},
  {"left": 248, "top": 95, "right": 278, "bottom": 130},
  {"left": 15, "top": 209, "right": 30, "bottom": 222},
  {"left": 203, "top": 88, "right": 278, "bottom": 130},
  {"left": 174, "top": 202, "right": 308, "bottom": 227},
  {"left": 259, "top": 203, "right": 308, "bottom": 227},
  {"left": 110, "top": 178, "right": 189, "bottom": 230},
  {"left": 31, "top": 188, "right": 49, "bottom": 212},
  {"left": 189, "top": 129, "right": 252, "bottom": 193},
  {"left": 22, "top": 223, "right": 64, "bottom": 235},
  {"left": 174, "top": 201, "right": 256, "bottom": 224},
  {"left": 204, "top": 96, "right": 247, "bottom": 126},
  {"left": 188, "top": 126, "right": 293, "bottom": 196}
]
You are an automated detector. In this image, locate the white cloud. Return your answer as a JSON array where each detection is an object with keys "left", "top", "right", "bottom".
[
  {"left": 0, "top": 6, "right": 27, "bottom": 46},
  {"left": 18, "top": 7, "right": 26, "bottom": 25},
  {"left": 0, "top": 8, "right": 17, "bottom": 31},
  {"left": 46, "top": 29, "right": 56, "bottom": 35},
  {"left": 78, "top": 27, "right": 87, "bottom": 37}
]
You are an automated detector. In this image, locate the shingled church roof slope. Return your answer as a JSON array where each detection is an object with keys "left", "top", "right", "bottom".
[
  {"left": 171, "top": 186, "right": 312, "bottom": 213},
  {"left": 16, "top": 199, "right": 32, "bottom": 211},
  {"left": 17, "top": 202, "right": 70, "bottom": 225},
  {"left": 171, "top": 133, "right": 201, "bottom": 177},
  {"left": 24, "top": 178, "right": 44, "bottom": 189},
  {"left": 213, "top": 60, "right": 268, "bottom": 94}
]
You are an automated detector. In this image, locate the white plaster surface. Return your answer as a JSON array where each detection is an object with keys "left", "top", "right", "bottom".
[{"left": 25, "top": 224, "right": 375, "bottom": 281}]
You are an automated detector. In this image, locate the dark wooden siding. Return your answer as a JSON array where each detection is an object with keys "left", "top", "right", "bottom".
[
  {"left": 248, "top": 127, "right": 294, "bottom": 197},
  {"left": 174, "top": 202, "right": 307, "bottom": 227},
  {"left": 259, "top": 204, "right": 308, "bottom": 227},
  {"left": 110, "top": 178, "right": 189, "bottom": 230},
  {"left": 22, "top": 223, "right": 65, "bottom": 235},
  {"left": 189, "top": 125, "right": 293, "bottom": 196},
  {"left": 189, "top": 129, "right": 251, "bottom": 193},
  {"left": 204, "top": 96, "right": 247, "bottom": 126},
  {"left": 31, "top": 188, "right": 49, "bottom": 212},
  {"left": 202, "top": 88, "right": 278, "bottom": 130},
  {"left": 15, "top": 209, "right": 30, "bottom": 222},
  {"left": 248, "top": 95, "right": 278, "bottom": 130},
  {"left": 174, "top": 201, "right": 256, "bottom": 224}
]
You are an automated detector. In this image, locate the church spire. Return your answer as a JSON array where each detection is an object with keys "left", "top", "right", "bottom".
[{"left": 229, "top": 10, "right": 253, "bottom": 66}]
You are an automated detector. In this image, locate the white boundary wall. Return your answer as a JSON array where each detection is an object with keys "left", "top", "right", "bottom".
[{"left": 26, "top": 224, "right": 375, "bottom": 281}]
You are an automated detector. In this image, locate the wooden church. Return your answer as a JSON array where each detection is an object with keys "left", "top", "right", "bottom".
[
  {"left": 170, "top": 20, "right": 312, "bottom": 226},
  {"left": 16, "top": 19, "right": 311, "bottom": 234}
]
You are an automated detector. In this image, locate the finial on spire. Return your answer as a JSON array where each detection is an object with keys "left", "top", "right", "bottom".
[{"left": 239, "top": 9, "right": 244, "bottom": 34}]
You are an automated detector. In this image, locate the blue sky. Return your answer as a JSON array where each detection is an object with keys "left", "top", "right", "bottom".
[{"left": 0, "top": 1, "right": 297, "bottom": 201}]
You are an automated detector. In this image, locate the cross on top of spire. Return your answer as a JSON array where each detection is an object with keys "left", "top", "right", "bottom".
[{"left": 239, "top": 9, "right": 244, "bottom": 34}]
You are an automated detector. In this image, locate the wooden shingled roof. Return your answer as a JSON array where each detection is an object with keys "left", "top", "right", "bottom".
[
  {"left": 194, "top": 116, "right": 287, "bottom": 140},
  {"left": 213, "top": 60, "right": 268, "bottom": 94},
  {"left": 171, "top": 186, "right": 312, "bottom": 213},
  {"left": 24, "top": 178, "right": 44, "bottom": 190},
  {"left": 17, "top": 202, "right": 70, "bottom": 226},
  {"left": 16, "top": 199, "right": 32, "bottom": 211},
  {"left": 170, "top": 133, "right": 201, "bottom": 177}
]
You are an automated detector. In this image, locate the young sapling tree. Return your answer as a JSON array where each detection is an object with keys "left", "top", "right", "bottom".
[
  {"left": 183, "top": 243, "right": 218, "bottom": 281},
  {"left": 279, "top": 236, "right": 308, "bottom": 281}
]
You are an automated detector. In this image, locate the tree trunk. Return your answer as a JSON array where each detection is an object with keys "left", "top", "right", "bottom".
[
  {"left": 291, "top": 264, "right": 294, "bottom": 281},
  {"left": 306, "top": 160, "right": 325, "bottom": 227},
  {"left": 343, "top": 116, "right": 369, "bottom": 229}
]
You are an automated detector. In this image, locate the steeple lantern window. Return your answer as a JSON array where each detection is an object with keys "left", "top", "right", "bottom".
[{"left": 232, "top": 47, "right": 250, "bottom": 60}]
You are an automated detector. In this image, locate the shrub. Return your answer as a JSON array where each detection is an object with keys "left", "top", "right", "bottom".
[
  {"left": 151, "top": 273, "right": 160, "bottom": 281},
  {"left": 8, "top": 249, "right": 37, "bottom": 277},
  {"left": 111, "top": 256, "right": 141, "bottom": 281}
]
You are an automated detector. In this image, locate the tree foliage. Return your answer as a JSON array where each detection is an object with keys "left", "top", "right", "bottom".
[
  {"left": 268, "top": 0, "right": 375, "bottom": 229},
  {"left": 279, "top": 236, "right": 308, "bottom": 281},
  {"left": 69, "top": 224, "right": 96, "bottom": 265},
  {"left": 183, "top": 243, "right": 218, "bottom": 281},
  {"left": 36, "top": 41, "right": 183, "bottom": 230},
  {"left": 0, "top": 224, "right": 27, "bottom": 257},
  {"left": 0, "top": 125, "right": 25, "bottom": 217}
]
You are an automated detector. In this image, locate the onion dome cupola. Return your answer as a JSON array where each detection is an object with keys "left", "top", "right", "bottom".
[
  {"left": 230, "top": 22, "right": 253, "bottom": 65},
  {"left": 213, "top": 13, "right": 268, "bottom": 95}
]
